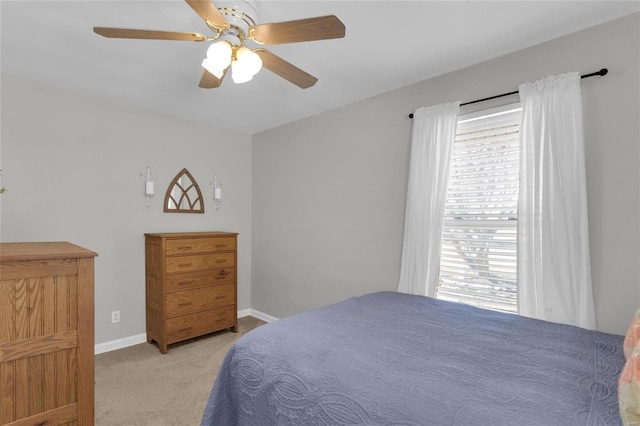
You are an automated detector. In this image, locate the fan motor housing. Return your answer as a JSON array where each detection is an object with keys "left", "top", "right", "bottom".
[{"left": 216, "top": 1, "right": 257, "bottom": 42}]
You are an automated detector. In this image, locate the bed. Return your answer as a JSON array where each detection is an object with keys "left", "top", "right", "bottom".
[{"left": 202, "top": 291, "right": 626, "bottom": 425}]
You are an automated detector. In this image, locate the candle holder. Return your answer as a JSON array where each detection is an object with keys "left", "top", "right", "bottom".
[
  {"left": 140, "top": 166, "right": 157, "bottom": 208},
  {"left": 210, "top": 175, "right": 222, "bottom": 211}
]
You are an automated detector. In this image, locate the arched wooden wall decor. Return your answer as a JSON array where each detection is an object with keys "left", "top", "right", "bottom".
[{"left": 164, "top": 168, "right": 204, "bottom": 213}]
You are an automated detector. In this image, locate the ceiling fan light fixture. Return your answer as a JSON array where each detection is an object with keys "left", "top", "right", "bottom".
[
  {"left": 231, "top": 64, "right": 254, "bottom": 84},
  {"left": 231, "top": 46, "right": 262, "bottom": 84},
  {"left": 231, "top": 46, "right": 262, "bottom": 82},
  {"left": 201, "top": 58, "right": 225, "bottom": 78},
  {"left": 94, "top": 1, "right": 346, "bottom": 89},
  {"left": 202, "top": 40, "right": 232, "bottom": 78},
  {"left": 206, "top": 41, "right": 232, "bottom": 66}
]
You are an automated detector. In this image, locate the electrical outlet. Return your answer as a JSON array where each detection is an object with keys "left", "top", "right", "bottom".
[{"left": 111, "top": 311, "right": 120, "bottom": 324}]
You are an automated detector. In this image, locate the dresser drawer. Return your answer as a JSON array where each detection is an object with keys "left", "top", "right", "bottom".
[
  {"left": 166, "top": 283, "right": 235, "bottom": 317},
  {"left": 165, "top": 237, "right": 236, "bottom": 255},
  {"left": 166, "top": 304, "right": 236, "bottom": 343},
  {"left": 165, "top": 252, "right": 235, "bottom": 274},
  {"left": 166, "top": 268, "right": 235, "bottom": 291}
]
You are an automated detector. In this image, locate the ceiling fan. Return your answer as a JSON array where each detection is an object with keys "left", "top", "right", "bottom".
[{"left": 93, "top": 0, "right": 346, "bottom": 89}]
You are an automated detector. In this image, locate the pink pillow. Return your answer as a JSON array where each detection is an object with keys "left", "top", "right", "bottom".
[
  {"left": 624, "top": 309, "right": 640, "bottom": 359},
  {"left": 619, "top": 345, "right": 640, "bottom": 425}
]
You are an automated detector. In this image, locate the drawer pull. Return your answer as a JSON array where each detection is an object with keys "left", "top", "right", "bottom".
[
  {"left": 178, "top": 280, "right": 196, "bottom": 286},
  {"left": 215, "top": 318, "right": 227, "bottom": 323},
  {"left": 219, "top": 270, "right": 229, "bottom": 277},
  {"left": 178, "top": 263, "right": 192, "bottom": 268},
  {"left": 215, "top": 295, "right": 226, "bottom": 300},
  {"left": 215, "top": 259, "right": 227, "bottom": 264},
  {"left": 179, "top": 326, "right": 193, "bottom": 333},
  {"left": 178, "top": 246, "right": 192, "bottom": 250},
  {"left": 179, "top": 302, "right": 192, "bottom": 307},
  {"left": 215, "top": 244, "right": 227, "bottom": 248}
]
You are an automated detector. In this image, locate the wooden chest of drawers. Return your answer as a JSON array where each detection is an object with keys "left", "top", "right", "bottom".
[
  {"left": 0, "top": 242, "right": 97, "bottom": 426},
  {"left": 145, "top": 232, "right": 238, "bottom": 354}
]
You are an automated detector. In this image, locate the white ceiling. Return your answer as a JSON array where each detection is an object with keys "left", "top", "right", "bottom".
[{"left": 1, "top": 1, "right": 638, "bottom": 135}]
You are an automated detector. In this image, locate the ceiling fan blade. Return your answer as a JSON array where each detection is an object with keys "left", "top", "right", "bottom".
[
  {"left": 199, "top": 67, "right": 228, "bottom": 88},
  {"left": 255, "top": 49, "right": 318, "bottom": 89},
  {"left": 249, "top": 15, "right": 345, "bottom": 45},
  {"left": 94, "top": 27, "right": 206, "bottom": 41},
  {"left": 185, "top": 0, "right": 229, "bottom": 31}
]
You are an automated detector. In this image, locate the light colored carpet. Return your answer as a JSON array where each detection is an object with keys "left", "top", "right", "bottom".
[{"left": 95, "top": 316, "right": 266, "bottom": 425}]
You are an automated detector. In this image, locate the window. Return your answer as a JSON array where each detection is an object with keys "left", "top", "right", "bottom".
[{"left": 435, "top": 104, "right": 522, "bottom": 313}]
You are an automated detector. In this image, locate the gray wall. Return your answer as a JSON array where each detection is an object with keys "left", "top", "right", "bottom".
[
  {"left": 0, "top": 76, "right": 252, "bottom": 345},
  {"left": 252, "top": 13, "right": 640, "bottom": 335}
]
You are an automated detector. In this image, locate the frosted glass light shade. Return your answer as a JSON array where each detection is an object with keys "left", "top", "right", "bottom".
[
  {"left": 207, "top": 41, "right": 232, "bottom": 66},
  {"left": 231, "top": 46, "right": 262, "bottom": 84},
  {"left": 231, "top": 60, "right": 253, "bottom": 83},
  {"left": 202, "top": 58, "right": 225, "bottom": 78},
  {"left": 236, "top": 46, "right": 262, "bottom": 75},
  {"left": 202, "top": 41, "right": 232, "bottom": 77}
]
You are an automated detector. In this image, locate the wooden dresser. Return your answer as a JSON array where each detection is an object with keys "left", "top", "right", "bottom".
[
  {"left": 0, "top": 242, "right": 97, "bottom": 426},
  {"left": 145, "top": 232, "right": 238, "bottom": 354}
]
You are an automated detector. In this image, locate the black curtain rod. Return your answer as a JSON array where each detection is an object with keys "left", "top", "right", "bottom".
[{"left": 408, "top": 68, "right": 608, "bottom": 119}]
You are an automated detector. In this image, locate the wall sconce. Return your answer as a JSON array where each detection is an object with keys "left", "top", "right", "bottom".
[
  {"left": 210, "top": 174, "right": 222, "bottom": 211},
  {"left": 140, "top": 166, "right": 157, "bottom": 208}
]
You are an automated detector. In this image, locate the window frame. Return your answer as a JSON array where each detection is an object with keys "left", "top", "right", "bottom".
[{"left": 435, "top": 103, "right": 522, "bottom": 313}]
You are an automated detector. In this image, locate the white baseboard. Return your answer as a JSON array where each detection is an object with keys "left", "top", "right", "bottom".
[
  {"left": 95, "top": 309, "right": 279, "bottom": 355},
  {"left": 243, "top": 308, "right": 279, "bottom": 323},
  {"left": 94, "top": 333, "right": 147, "bottom": 355},
  {"left": 237, "top": 308, "right": 253, "bottom": 318}
]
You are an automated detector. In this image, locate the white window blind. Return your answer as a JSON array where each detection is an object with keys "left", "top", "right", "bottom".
[{"left": 436, "top": 104, "right": 522, "bottom": 313}]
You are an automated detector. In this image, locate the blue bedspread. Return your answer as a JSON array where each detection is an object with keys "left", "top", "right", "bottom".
[{"left": 202, "top": 291, "right": 625, "bottom": 425}]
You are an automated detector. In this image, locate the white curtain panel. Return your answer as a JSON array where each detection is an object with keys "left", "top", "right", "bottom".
[
  {"left": 517, "top": 72, "right": 596, "bottom": 329},
  {"left": 398, "top": 102, "right": 460, "bottom": 297}
]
